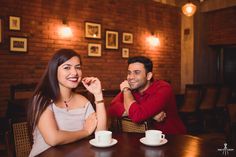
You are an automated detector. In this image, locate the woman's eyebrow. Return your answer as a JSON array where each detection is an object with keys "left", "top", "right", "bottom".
[{"left": 62, "top": 64, "right": 72, "bottom": 67}]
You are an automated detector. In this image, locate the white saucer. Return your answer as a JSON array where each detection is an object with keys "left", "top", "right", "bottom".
[
  {"left": 140, "top": 137, "right": 168, "bottom": 146},
  {"left": 89, "top": 138, "right": 118, "bottom": 148}
]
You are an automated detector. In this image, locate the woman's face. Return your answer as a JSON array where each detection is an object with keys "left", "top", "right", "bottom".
[{"left": 57, "top": 56, "right": 82, "bottom": 90}]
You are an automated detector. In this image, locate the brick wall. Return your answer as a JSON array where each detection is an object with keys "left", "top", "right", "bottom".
[
  {"left": 207, "top": 6, "right": 236, "bottom": 45},
  {"left": 0, "top": 0, "right": 181, "bottom": 116}
]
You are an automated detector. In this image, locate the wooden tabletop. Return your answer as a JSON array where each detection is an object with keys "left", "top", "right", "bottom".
[{"left": 37, "top": 132, "right": 235, "bottom": 157}]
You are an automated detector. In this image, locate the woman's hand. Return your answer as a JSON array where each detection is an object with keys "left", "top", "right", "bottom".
[
  {"left": 83, "top": 113, "right": 97, "bottom": 135},
  {"left": 82, "top": 77, "right": 102, "bottom": 95}
]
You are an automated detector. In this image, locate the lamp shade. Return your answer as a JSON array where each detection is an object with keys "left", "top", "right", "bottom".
[{"left": 182, "top": 2, "right": 197, "bottom": 17}]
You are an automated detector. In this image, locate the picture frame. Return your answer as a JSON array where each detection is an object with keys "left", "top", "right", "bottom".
[
  {"left": 85, "top": 22, "right": 101, "bottom": 39},
  {"left": 122, "top": 48, "right": 129, "bottom": 58},
  {"left": 9, "top": 16, "right": 21, "bottom": 31},
  {"left": 105, "top": 30, "right": 118, "bottom": 49},
  {"left": 88, "top": 43, "right": 102, "bottom": 57},
  {"left": 0, "top": 18, "right": 2, "bottom": 43},
  {"left": 122, "top": 32, "right": 133, "bottom": 44},
  {"left": 10, "top": 37, "right": 28, "bottom": 53}
]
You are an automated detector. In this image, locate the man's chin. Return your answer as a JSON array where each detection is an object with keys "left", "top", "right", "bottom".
[{"left": 130, "top": 86, "right": 137, "bottom": 90}]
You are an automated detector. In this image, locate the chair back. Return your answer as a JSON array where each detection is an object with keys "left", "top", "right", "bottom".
[
  {"left": 6, "top": 99, "right": 29, "bottom": 119},
  {"left": 10, "top": 83, "right": 36, "bottom": 100},
  {"left": 216, "top": 86, "right": 231, "bottom": 108},
  {"left": 179, "top": 84, "right": 201, "bottom": 113},
  {"left": 7, "top": 83, "right": 36, "bottom": 119},
  {"left": 226, "top": 103, "right": 236, "bottom": 146},
  {"left": 227, "top": 104, "right": 236, "bottom": 125},
  {"left": 119, "top": 117, "right": 149, "bottom": 133},
  {"left": 199, "top": 85, "right": 219, "bottom": 110},
  {"left": 6, "top": 119, "right": 32, "bottom": 157}
]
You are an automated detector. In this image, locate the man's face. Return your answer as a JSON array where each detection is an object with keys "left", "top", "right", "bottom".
[{"left": 127, "top": 62, "right": 152, "bottom": 92}]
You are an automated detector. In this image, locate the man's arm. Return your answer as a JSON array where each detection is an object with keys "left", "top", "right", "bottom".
[
  {"left": 108, "top": 93, "right": 126, "bottom": 117},
  {"left": 128, "top": 85, "right": 172, "bottom": 123},
  {"left": 120, "top": 80, "right": 136, "bottom": 113},
  {"left": 120, "top": 80, "right": 167, "bottom": 122}
]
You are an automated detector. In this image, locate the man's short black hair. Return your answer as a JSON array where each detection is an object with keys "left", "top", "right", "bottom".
[{"left": 128, "top": 56, "right": 153, "bottom": 73}]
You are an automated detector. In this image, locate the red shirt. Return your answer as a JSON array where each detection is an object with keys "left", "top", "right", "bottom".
[{"left": 109, "top": 80, "right": 186, "bottom": 134}]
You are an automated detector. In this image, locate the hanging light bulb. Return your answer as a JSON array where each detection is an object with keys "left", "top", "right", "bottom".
[{"left": 182, "top": 1, "right": 197, "bottom": 17}]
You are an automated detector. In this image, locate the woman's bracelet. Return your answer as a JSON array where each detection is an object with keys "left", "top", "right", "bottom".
[{"left": 95, "top": 99, "right": 104, "bottom": 104}]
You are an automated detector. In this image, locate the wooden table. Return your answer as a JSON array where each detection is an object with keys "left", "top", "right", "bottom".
[{"left": 37, "top": 133, "right": 235, "bottom": 157}]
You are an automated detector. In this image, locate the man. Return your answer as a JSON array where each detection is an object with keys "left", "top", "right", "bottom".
[{"left": 109, "top": 56, "right": 186, "bottom": 134}]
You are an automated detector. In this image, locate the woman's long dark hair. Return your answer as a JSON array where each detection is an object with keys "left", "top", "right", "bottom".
[{"left": 28, "top": 49, "right": 81, "bottom": 133}]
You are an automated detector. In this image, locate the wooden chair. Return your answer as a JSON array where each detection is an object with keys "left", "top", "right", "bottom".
[
  {"left": 216, "top": 86, "right": 231, "bottom": 108},
  {"left": 226, "top": 104, "right": 236, "bottom": 147},
  {"left": 199, "top": 84, "right": 219, "bottom": 110},
  {"left": 215, "top": 85, "right": 231, "bottom": 130},
  {"left": 7, "top": 83, "right": 37, "bottom": 119},
  {"left": 118, "top": 117, "right": 150, "bottom": 133},
  {"left": 5, "top": 118, "right": 32, "bottom": 157},
  {"left": 0, "top": 117, "right": 8, "bottom": 156},
  {"left": 179, "top": 84, "right": 202, "bottom": 133},
  {"left": 10, "top": 83, "right": 36, "bottom": 100},
  {"left": 199, "top": 84, "right": 219, "bottom": 131},
  {"left": 6, "top": 99, "right": 29, "bottom": 119}
]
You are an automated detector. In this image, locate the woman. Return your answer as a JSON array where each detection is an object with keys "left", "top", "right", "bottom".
[{"left": 28, "top": 49, "right": 107, "bottom": 156}]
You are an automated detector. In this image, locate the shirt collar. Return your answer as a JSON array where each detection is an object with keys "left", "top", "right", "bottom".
[{"left": 133, "top": 80, "right": 158, "bottom": 96}]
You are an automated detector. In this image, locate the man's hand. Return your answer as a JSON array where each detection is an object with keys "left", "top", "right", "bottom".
[
  {"left": 153, "top": 111, "right": 166, "bottom": 122},
  {"left": 120, "top": 80, "right": 131, "bottom": 92}
]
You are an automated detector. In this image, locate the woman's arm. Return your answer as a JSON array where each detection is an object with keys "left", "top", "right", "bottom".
[
  {"left": 82, "top": 77, "right": 107, "bottom": 130},
  {"left": 37, "top": 108, "right": 97, "bottom": 146},
  {"left": 94, "top": 92, "right": 107, "bottom": 130}
]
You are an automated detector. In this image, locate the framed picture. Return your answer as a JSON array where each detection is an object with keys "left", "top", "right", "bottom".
[
  {"left": 85, "top": 22, "right": 101, "bottom": 39},
  {"left": 9, "top": 16, "right": 21, "bottom": 31},
  {"left": 10, "top": 37, "right": 27, "bottom": 53},
  {"left": 88, "top": 43, "right": 102, "bottom": 57},
  {"left": 0, "top": 18, "right": 2, "bottom": 43},
  {"left": 122, "top": 48, "right": 129, "bottom": 58},
  {"left": 122, "top": 32, "right": 133, "bottom": 44},
  {"left": 105, "top": 30, "right": 118, "bottom": 49}
]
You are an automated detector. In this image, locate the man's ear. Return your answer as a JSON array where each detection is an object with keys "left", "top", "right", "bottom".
[{"left": 147, "top": 72, "right": 153, "bottom": 81}]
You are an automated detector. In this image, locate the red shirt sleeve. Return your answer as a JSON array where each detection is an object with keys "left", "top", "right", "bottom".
[
  {"left": 108, "top": 92, "right": 125, "bottom": 118},
  {"left": 128, "top": 84, "right": 172, "bottom": 123}
]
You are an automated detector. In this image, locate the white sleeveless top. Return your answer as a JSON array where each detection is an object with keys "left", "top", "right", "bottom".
[{"left": 29, "top": 102, "right": 94, "bottom": 157}]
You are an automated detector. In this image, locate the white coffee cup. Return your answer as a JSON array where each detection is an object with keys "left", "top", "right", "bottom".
[
  {"left": 145, "top": 130, "right": 165, "bottom": 144},
  {"left": 95, "top": 130, "right": 112, "bottom": 145}
]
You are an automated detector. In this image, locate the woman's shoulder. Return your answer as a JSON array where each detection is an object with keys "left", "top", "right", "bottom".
[{"left": 73, "top": 93, "right": 90, "bottom": 105}]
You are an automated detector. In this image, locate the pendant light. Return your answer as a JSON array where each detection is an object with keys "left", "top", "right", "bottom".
[{"left": 182, "top": 1, "right": 197, "bottom": 17}]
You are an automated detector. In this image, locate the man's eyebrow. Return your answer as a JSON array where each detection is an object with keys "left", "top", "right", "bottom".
[{"left": 128, "top": 70, "right": 141, "bottom": 73}]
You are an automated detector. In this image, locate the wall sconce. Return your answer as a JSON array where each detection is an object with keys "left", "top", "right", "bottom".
[
  {"left": 147, "top": 33, "right": 160, "bottom": 47},
  {"left": 58, "top": 18, "right": 73, "bottom": 38},
  {"left": 182, "top": 1, "right": 197, "bottom": 17}
]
